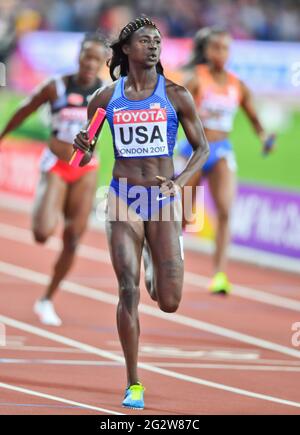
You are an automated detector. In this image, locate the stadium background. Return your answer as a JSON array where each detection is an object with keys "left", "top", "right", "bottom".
[{"left": 0, "top": 0, "right": 299, "bottom": 267}]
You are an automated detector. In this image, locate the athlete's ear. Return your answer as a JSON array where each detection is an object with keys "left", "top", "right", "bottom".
[{"left": 122, "top": 43, "right": 131, "bottom": 56}]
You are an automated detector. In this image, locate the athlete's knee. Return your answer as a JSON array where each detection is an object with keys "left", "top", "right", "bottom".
[
  {"left": 33, "top": 226, "right": 51, "bottom": 244},
  {"left": 63, "top": 225, "right": 83, "bottom": 251},
  {"left": 119, "top": 280, "right": 140, "bottom": 300},
  {"left": 158, "top": 293, "right": 181, "bottom": 313},
  {"left": 118, "top": 275, "right": 140, "bottom": 308},
  {"left": 217, "top": 206, "right": 230, "bottom": 223}
]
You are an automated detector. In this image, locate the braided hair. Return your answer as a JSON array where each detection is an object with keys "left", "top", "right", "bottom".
[{"left": 108, "top": 17, "right": 164, "bottom": 81}]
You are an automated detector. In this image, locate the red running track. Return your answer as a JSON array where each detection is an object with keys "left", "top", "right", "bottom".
[{"left": 0, "top": 207, "right": 300, "bottom": 415}]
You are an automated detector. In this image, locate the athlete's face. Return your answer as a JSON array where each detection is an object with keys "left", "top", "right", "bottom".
[
  {"left": 205, "top": 33, "right": 231, "bottom": 70},
  {"left": 123, "top": 26, "right": 162, "bottom": 67},
  {"left": 78, "top": 41, "right": 107, "bottom": 83}
]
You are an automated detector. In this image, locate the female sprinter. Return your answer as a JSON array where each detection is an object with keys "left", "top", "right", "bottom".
[
  {"left": 178, "top": 27, "right": 275, "bottom": 294},
  {"left": 0, "top": 33, "right": 107, "bottom": 325},
  {"left": 74, "top": 17, "right": 209, "bottom": 409}
]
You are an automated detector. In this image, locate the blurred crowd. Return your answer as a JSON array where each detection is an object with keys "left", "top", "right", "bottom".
[{"left": 1, "top": 0, "right": 300, "bottom": 61}]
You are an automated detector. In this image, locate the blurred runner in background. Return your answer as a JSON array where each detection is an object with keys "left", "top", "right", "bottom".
[
  {"left": 177, "top": 27, "right": 275, "bottom": 294},
  {"left": 0, "top": 32, "right": 107, "bottom": 325}
]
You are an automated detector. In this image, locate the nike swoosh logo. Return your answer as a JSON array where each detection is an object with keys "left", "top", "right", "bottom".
[
  {"left": 113, "top": 106, "right": 127, "bottom": 112},
  {"left": 156, "top": 195, "right": 167, "bottom": 201}
]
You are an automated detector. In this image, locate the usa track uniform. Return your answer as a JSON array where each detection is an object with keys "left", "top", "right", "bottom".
[
  {"left": 106, "top": 74, "right": 180, "bottom": 220},
  {"left": 40, "top": 75, "right": 101, "bottom": 183}
]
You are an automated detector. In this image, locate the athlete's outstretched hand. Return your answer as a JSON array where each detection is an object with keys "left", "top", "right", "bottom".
[
  {"left": 73, "top": 130, "right": 93, "bottom": 166},
  {"left": 260, "top": 133, "right": 276, "bottom": 156},
  {"left": 156, "top": 176, "right": 180, "bottom": 197}
]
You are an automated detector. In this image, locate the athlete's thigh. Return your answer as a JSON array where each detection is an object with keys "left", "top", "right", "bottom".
[
  {"left": 106, "top": 220, "right": 145, "bottom": 287},
  {"left": 207, "top": 158, "right": 236, "bottom": 212},
  {"left": 105, "top": 189, "right": 145, "bottom": 286},
  {"left": 145, "top": 201, "right": 184, "bottom": 294},
  {"left": 32, "top": 171, "right": 67, "bottom": 235},
  {"left": 64, "top": 170, "right": 98, "bottom": 232}
]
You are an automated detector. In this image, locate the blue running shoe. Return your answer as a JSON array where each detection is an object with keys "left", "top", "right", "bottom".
[{"left": 122, "top": 383, "right": 145, "bottom": 410}]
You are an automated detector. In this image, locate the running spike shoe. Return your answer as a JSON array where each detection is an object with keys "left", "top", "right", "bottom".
[
  {"left": 209, "top": 272, "right": 231, "bottom": 295},
  {"left": 122, "top": 382, "right": 145, "bottom": 410}
]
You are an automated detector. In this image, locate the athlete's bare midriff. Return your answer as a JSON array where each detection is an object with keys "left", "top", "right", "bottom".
[
  {"left": 48, "top": 135, "right": 74, "bottom": 162},
  {"left": 113, "top": 156, "right": 175, "bottom": 186}
]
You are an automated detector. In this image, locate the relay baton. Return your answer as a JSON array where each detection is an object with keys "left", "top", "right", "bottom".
[{"left": 69, "top": 107, "right": 106, "bottom": 167}]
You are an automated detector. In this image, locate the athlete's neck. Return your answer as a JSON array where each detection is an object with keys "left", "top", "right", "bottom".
[
  {"left": 126, "top": 68, "right": 158, "bottom": 92},
  {"left": 208, "top": 65, "right": 228, "bottom": 85},
  {"left": 209, "top": 64, "right": 226, "bottom": 76}
]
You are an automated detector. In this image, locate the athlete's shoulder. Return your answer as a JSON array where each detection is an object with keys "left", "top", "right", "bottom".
[
  {"left": 176, "top": 67, "right": 200, "bottom": 98},
  {"left": 30, "top": 76, "right": 59, "bottom": 103},
  {"left": 165, "top": 78, "right": 189, "bottom": 95},
  {"left": 95, "top": 81, "right": 117, "bottom": 102},
  {"left": 165, "top": 78, "right": 194, "bottom": 112},
  {"left": 51, "top": 74, "right": 71, "bottom": 89},
  {"left": 42, "top": 74, "right": 70, "bottom": 102},
  {"left": 226, "top": 69, "right": 241, "bottom": 85},
  {"left": 87, "top": 82, "right": 118, "bottom": 116}
]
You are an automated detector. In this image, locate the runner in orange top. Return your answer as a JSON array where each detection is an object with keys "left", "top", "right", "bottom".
[
  {"left": 178, "top": 27, "right": 275, "bottom": 294},
  {"left": 0, "top": 32, "right": 108, "bottom": 325}
]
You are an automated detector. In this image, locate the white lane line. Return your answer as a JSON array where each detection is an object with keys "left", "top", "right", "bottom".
[
  {"left": 155, "top": 363, "right": 300, "bottom": 372},
  {"left": 0, "top": 346, "right": 89, "bottom": 353},
  {"left": 1, "top": 260, "right": 300, "bottom": 360},
  {"left": 2, "top": 358, "right": 300, "bottom": 372},
  {"left": 0, "top": 358, "right": 121, "bottom": 366},
  {"left": 222, "top": 358, "right": 300, "bottom": 366},
  {"left": 1, "top": 314, "right": 300, "bottom": 410},
  {"left": 185, "top": 271, "right": 300, "bottom": 313},
  {"left": 0, "top": 222, "right": 111, "bottom": 263},
  {"left": 0, "top": 382, "right": 124, "bottom": 415},
  {"left": 0, "top": 222, "right": 299, "bottom": 313}
]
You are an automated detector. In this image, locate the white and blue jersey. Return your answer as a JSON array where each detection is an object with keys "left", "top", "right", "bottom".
[{"left": 106, "top": 74, "right": 178, "bottom": 159}]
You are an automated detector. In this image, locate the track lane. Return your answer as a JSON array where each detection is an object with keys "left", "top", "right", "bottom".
[{"left": 1, "top": 207, "right": 300, "bottom": 414}]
